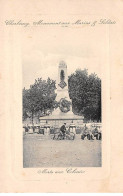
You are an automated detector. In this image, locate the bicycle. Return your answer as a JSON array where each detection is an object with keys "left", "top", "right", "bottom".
[{"left": 53, "top": 131, "right": 75, "bottom": 140}]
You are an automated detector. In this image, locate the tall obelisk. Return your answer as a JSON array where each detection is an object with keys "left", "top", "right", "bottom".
[
  {"left": 56, "top": 61, "right": 71, "bottom": 102},
  {"left": 39, "top": 60, "right": 84, "bottom": 127}
]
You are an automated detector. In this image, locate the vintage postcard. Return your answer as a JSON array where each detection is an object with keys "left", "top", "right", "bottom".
[{"left": 0, "top": 0, "right": 123, "bottom": 193}]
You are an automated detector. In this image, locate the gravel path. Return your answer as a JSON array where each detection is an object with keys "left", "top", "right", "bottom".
[{"left": 23, "top": 134, "right": 101, "bottom": 167}]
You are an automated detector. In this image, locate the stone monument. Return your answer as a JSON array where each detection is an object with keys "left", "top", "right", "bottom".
[{"left": 40, "top": 61, "right": 84, "bottom": 133}]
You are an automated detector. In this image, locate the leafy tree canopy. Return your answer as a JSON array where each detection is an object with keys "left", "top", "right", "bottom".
[
  {"left": 23, "top": 77, "right": 57, "bottom": 123},
  {"left": 68, "top": 69, "right": 101, "bottom": 122},
  {"left": 23, "top": 69, "right": 101, "bottom": 123}
]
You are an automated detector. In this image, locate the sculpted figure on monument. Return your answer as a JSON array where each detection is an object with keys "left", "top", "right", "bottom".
[{"left": 59, "top": 98, "right": 71, "bottom": 113}]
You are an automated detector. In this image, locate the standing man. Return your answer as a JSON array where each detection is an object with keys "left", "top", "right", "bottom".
[
  {"left": 25, "top": 124, "right": 29, "bottom": 135},
  {"left": 60, "top": 123, "right": 66, "bottom": 139},
  {"left": 32, "top": 124, "right": 35, "bottom": 133}
]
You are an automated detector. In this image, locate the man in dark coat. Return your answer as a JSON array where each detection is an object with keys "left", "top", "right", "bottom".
[
  {"left": 24, "top": 124, "right": 29, "bottom": 135},
  {"left": 60, "top": 123, "right": 66, "bottom": 139}
]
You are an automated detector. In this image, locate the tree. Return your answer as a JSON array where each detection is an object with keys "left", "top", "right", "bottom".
[
  {"left": 23, "top": 88, "right": 31, "bottom": 121},
  {"left": 23, "top": 77, "right": 57, "bottom": 123},
  {"left": 68, "top": 69, "right": 101, "bottom": 122}
]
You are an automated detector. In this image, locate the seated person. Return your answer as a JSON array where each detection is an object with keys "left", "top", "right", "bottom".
[
  {"left": 81, "top": 124, "right": 88, "bottom": 140},
  {"left": 92, "top": 127, "right": 101, "bottom": 140},
  {"left": 92, "top": 127, "right": 98, "bottom": 136},
  {"left": 81, "top": 124, "right": 94, "bottom": 140},
  {"left": 88, "top": 129, "right": 95, "bottom": 140}
]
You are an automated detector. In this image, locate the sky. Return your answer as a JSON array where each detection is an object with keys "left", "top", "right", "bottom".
[{"left": 22, "top": 24, "right": 107, "bottom": 89}]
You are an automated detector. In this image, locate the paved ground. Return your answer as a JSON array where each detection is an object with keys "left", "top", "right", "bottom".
[{"left": 23, "top": 134, "right": 102, "bottom": 168}]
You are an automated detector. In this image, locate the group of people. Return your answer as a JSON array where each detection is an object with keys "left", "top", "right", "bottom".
[
  {"left": 59, "top": 123, "right": 102, "bottom": 140},
  {"left": 81, "top": 124, "right": 102, "bottom": 140},
  {"left": 23, "top": 123, "right": 102, "bottom": 140},
  {"left": 23, "top": 125, "right": 38, "bottom": 134}
]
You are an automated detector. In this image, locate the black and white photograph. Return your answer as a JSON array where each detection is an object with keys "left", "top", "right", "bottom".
[
  {"left": 1, "top": 0, "right": 123, "bottom": 193},
  {"left": 22, "top": 26, "right": 103, "bottom": 168}
]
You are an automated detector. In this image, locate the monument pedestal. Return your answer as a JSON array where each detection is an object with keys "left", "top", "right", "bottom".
[
  {"left": 44, "top": 124, "right": 50, "bottom": 138},
  {"left": 69, "top": 123, "right": 76, "bottom": 134}
]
